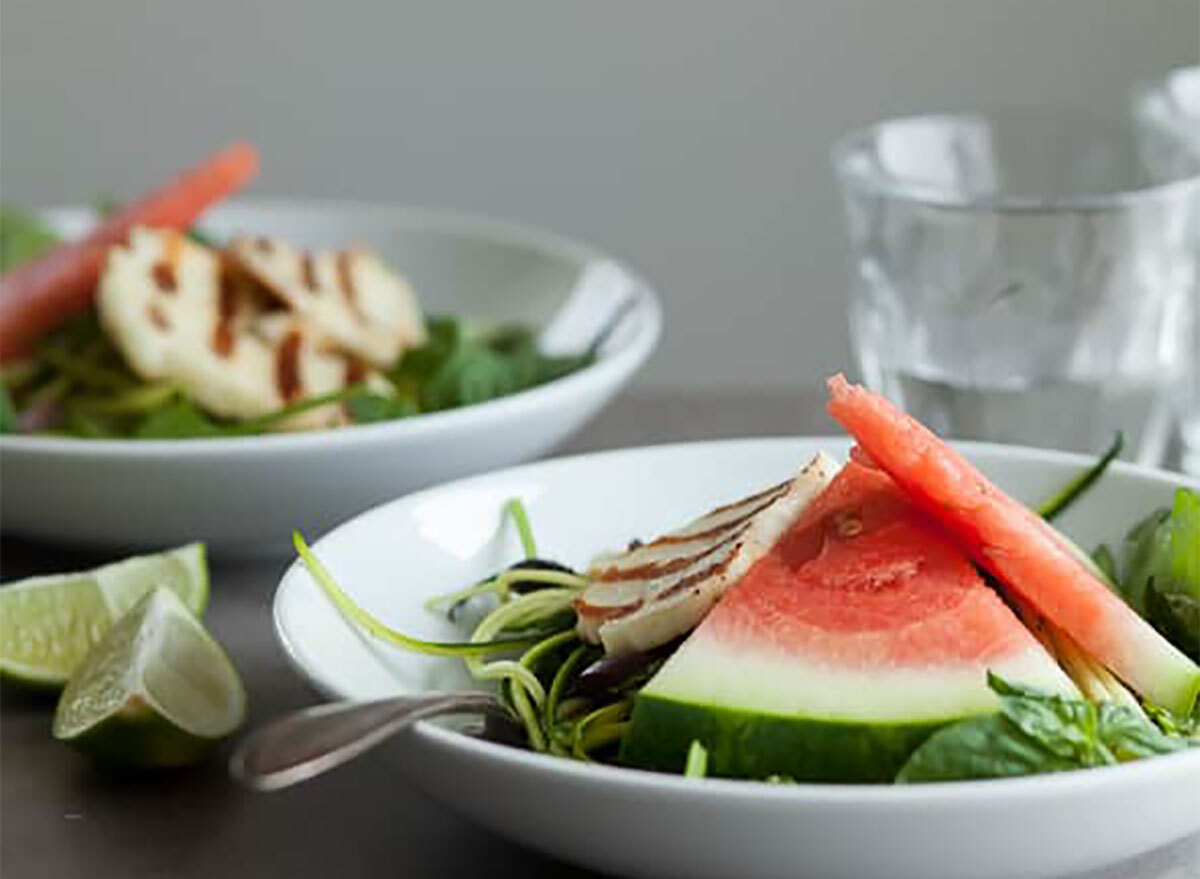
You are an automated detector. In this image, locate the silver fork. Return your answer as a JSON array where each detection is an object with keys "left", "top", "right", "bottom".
[{"left": 229, "top": 692, "right": 513, "bottom": 791}]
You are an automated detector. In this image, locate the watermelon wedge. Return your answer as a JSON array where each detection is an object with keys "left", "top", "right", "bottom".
[
  {"left": 620, "top": 459, "right": 1076, "bottom": 782},
  {"left": 826, "top": 374, "right": 1200, "bottom": 716}
]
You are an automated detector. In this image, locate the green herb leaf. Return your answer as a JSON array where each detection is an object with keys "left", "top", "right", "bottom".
[
  {"left": 1100, "top": 489, "right": 1200, "bottom": 659},
  {"left": 896, "top": 714, "right": 1081, "bottom": 783},
  {"left": 389, "top": 316, "right": 595, "bottom": 413},
  {"left": 896, "top": 675, "right": 1192, "bottom": 783},
  {"left": 0, "top": 383, "right": 19, "bottom": 434},
  {"left": 1092, "top": 544, "right": 1119, "bottom": 585},
  {"left": 135, "top": 403, "right": 225, "bottom": 439},
  {"left": 1096, "top": 702, "right": 1189, "bottom": 760},
  {"left": 344, "top": 391, "right": 417, "bottom": 425},
  {"left": 986, "top": 674, "right": 1102, "bottom": 764},
  {"left": 0, "top": 205, "right": 60, "bottom": 272}
]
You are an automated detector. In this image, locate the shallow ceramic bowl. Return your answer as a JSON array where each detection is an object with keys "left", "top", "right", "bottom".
[
  {"left": 0, "top": 201, "right": 661, "bottom": 552},
  {"left": 273, "top": 437, "right": 1200, "bottom": 879}
]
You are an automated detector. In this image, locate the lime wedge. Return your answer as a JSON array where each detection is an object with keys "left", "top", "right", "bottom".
[
  {"left": 0, "top": 543, "right": 208, "bottom": 689},
  {"left": 53, "top": 587, "right": 246, "bottom": 768}
]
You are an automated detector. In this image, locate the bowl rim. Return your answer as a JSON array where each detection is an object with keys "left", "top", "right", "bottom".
[
  {"left": 0, "top": 199, "right": 663, "bottom": 459},
  {"left": 272, "top": 435, "right": 1200, "bottom": 806}
]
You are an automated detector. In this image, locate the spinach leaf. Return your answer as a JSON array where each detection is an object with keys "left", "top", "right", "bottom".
[
  {"left": 1146, "top": 587, "right": 1199, "bottom": 662},
  {"left": 0, "top": 384, "right": 18, "bottom": 434},
  {"left": 135, "top": 403, "right": 225, "bottom": 439},
  {"left": 1100, "top": 489, "right": 1200, "bottom": 660},
  {"left": 896, "top": 674, "right": 1191, "bottom": 783},
  {"left": 345, "top": 391, "right": 417, "bottom": 424},
  {"left": 389, "top": 316, "right": 596, "bottom": 413},
  {"left": 1091, "top": 544, "right": 1119, "bottom": 585},
  {"left": 0, "top": 205, "right": 60, "bottom": 272}
]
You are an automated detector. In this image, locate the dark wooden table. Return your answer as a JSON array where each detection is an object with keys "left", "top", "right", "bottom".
[{"left": 3, "top": 391, "right": 1197, "bottom": 879}]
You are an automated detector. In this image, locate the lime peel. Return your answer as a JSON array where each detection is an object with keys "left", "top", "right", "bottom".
[{"left": 52, "top": 587, "right": 245, "bottom": 768}]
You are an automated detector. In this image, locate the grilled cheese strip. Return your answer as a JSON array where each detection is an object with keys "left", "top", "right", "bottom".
[
  {"left": 98, "top": 227, "right": 388, "bottom": 427},
  {"left": 229, "top": 236, "right": 425, "bottom": 368},
  {"left": 576, "top": 453, "right": 841, "bottom": 655}
]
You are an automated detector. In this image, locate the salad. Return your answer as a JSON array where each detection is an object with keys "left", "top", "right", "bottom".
[
  {"left": 0, "top": 144, "right": 599, "bottom": 439},
  {"left": 296, "top": 377, "right": 1200, "bottom": 784}
]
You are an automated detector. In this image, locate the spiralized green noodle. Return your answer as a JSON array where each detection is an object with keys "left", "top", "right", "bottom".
[{"left": 293, "top": 500, "right": 641, "bottom": 760}]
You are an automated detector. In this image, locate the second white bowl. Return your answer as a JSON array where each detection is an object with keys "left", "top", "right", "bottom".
[{"left": 0, "top": 201, "right": 662, "bottom": 552}]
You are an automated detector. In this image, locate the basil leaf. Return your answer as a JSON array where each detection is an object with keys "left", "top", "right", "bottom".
[
  {"left": 896, "top": 675, "right": 1195, "bottom": 783},
  {"left": 1120, "top": 508, "right": 1173, "bottom": 614},
  {"left": 1104, "top": 489, "right": 1200, "bottom": 657},
  {"left": 1146, "top": 586, "right": 1199, "bottom": 662},
  {"left": 1091, "top": 544, "right": 1119, "bottom": 585},
  {"left": 896, "top": 714, "right": 1080, "bottom": 783},
  {"left": 345, "top": 392, "right": 416, "bottom": 424},
  {"left": 1096, "top": 702, "right": 1191, "bottom": 760},
  {"left": 987, "top": 674, "right": 1101, "bottom": 764},
  {"left": 389, "top": 316, "right": 596, "bottom": 414},
  {"left": 135, "top": 404, "right": 225, "bottom": 439},
  {"left": 0, "top": 384, "right": 18, "bottom": 434},
  {"left": 0, "top": 205, "right": 60, "bottom": 272}
]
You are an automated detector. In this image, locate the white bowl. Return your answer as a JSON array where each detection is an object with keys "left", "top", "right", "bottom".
[
  {"left": 0, "top": 201, "right": 661, "bottom": 552},
  {"left": 274, "top": 437, "right": 1200, "bottom": 879}
]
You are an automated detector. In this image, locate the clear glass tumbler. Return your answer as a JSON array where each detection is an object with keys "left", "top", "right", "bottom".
[
  {"left": 1136, "top": 67, "right": 1200, "bottom": 474},
  {"left": 832, "top": 109, "right": 1200, "bottom": 466}
]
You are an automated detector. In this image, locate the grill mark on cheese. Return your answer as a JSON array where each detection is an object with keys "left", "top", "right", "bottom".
[
  {"left": 146, "top": 302, "right": 170, "bottom": 330},
  {"left": 592, "top": 527, "right": 745, "bottom": 582},
  {"left": 336, "top": 251, "right": 363, "bottom": 319},
  {"left": 692, "top": 479, "right": 790, "bottom": 523},
  {"left": 650, "top": 493, "right": 786, "bottom": 546},
  {"left": 344, "top": 356, "right": 368, "bottom": 385},
  {"left": 276, "top": 328, "right": 304, "bottom": 402},
  {"left": 300, "top": 253, "right": 318, "bottom": 292},
  {"left": 213, "top": 271, "right": 239, "bottom": 358},
  {"left": 574, "top": 596, "right": 644, "bottom": 620},
  {"left": 151, "top": 232, "right": 183, "bottom": 293},
  {"left": 151, "top": 262, "right": 177, "bottom": 292},
  {"left": 655, "top": 551, "right": 738, "bottom": 600}
]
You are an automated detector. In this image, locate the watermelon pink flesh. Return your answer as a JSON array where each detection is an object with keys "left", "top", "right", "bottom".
[
  {"left": 641, "top": 461, "right": 1073, "bottom": 723},
  {"left": 825, "top": 374, "right": 1200, "bottom": 716}
]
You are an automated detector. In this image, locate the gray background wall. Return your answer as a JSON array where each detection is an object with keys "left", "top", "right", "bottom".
[{"left": 2, "top": 0, "right": 1197, "bottom": 392}]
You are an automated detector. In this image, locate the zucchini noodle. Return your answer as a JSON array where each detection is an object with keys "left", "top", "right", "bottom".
[{"left": 294, "top": 499, "right": 639, "bottom": 761}]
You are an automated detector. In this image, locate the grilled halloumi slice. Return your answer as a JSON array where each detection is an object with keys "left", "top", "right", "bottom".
[
  {"left": 575, "top": 453, "right": 840, "bottom": 655},
  {"left": 98, "top": 227, "right": 387, "bottom": 427},
  {"left": 228, "top": 237, "right": 425, "bottom": 368},
  {"left": 247, "top": 313, "right": 393, "bottom": 430}
]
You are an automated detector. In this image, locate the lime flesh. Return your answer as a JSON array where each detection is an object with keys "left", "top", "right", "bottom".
[
  {"left": 53, "top": 587, "right": 245, "bottom": 768},
  {"left": 0, "top": 543, "right": 207, "bottom": 688}
]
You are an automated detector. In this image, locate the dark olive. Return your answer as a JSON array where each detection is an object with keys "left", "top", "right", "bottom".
[{"left": 504, "top": 558, "right": 578, "bottom": 594}]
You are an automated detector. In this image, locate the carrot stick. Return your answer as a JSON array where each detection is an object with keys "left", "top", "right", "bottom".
[{"left": 0, "top": 142, "right": 259, "bottom": 360}]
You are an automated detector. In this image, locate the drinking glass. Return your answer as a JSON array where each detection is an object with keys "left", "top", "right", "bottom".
[
  {"left": 1136, "top": 66, "right": 1200, "bottom": 474},
  {"left": 832, "top": 109, "right": 1200, "bottom": 466}
]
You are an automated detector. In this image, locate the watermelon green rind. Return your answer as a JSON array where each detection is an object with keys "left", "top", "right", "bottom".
[{"left": 621, "top": 694, "right": 944, "bottom": 782}]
